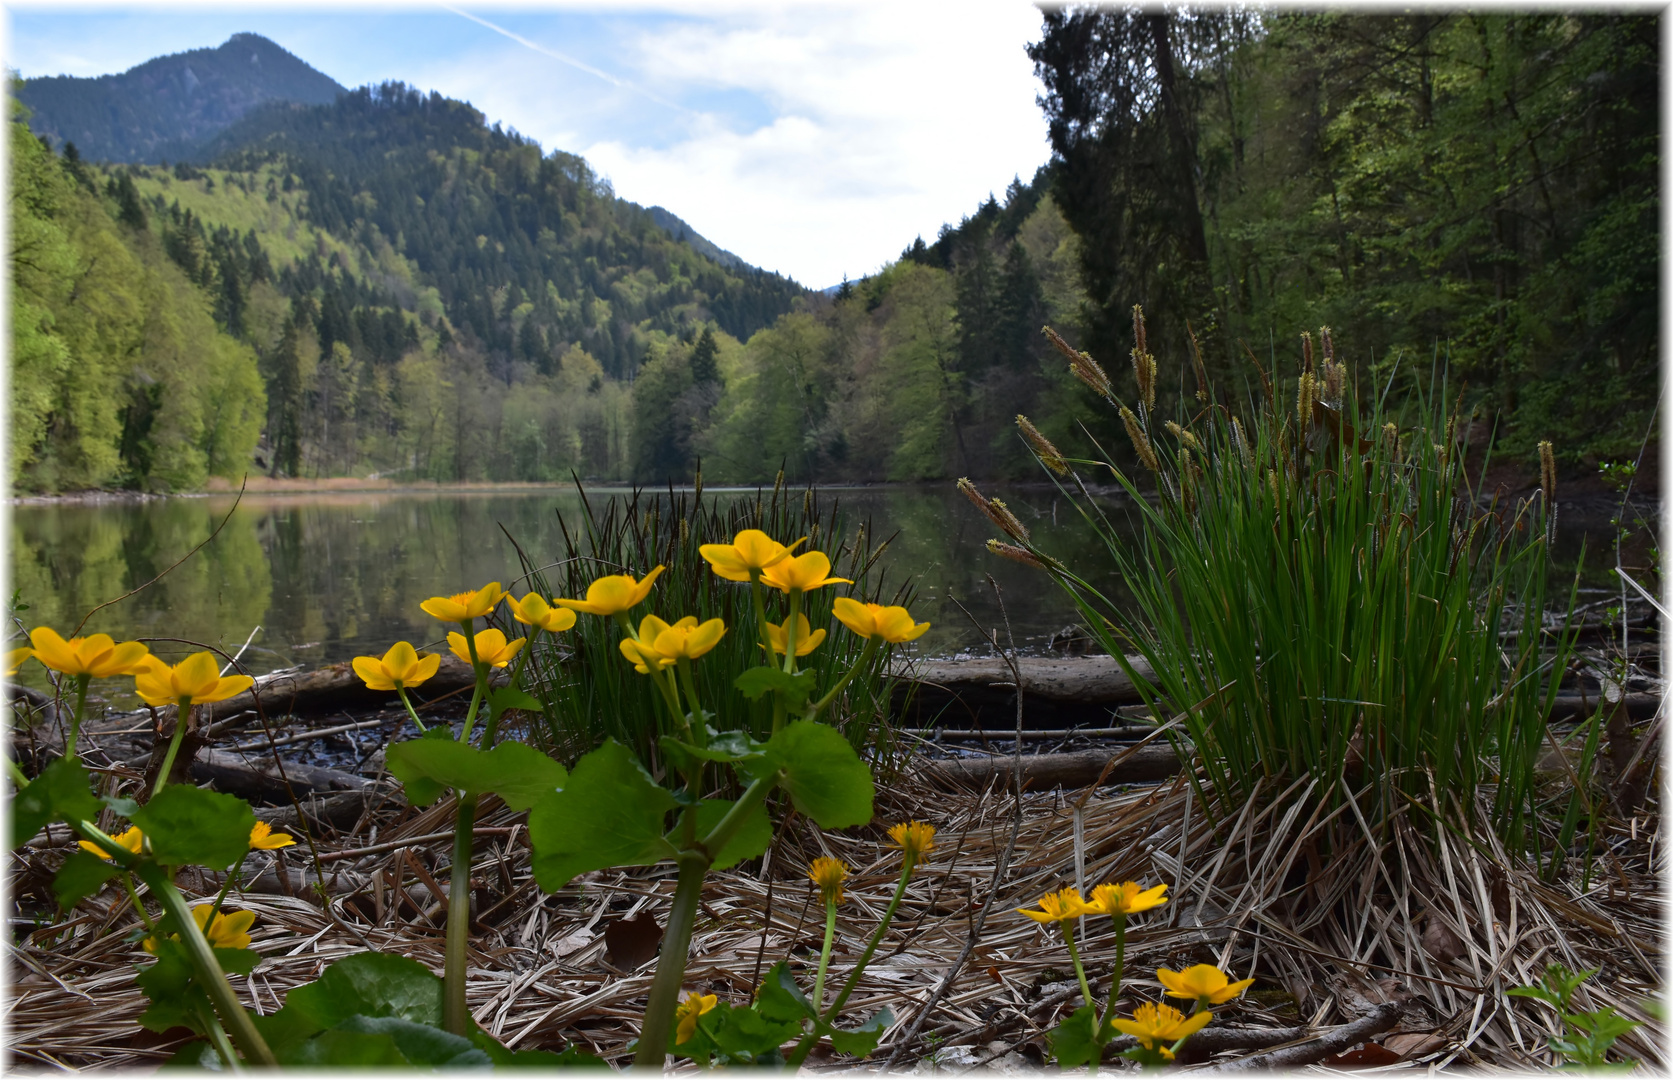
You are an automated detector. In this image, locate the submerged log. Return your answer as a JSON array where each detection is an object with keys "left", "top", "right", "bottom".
[{"left": 920, "top": 744, "right": 1182, "bottom": 790}]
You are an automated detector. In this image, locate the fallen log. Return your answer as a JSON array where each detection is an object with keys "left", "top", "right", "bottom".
[
  {"left": 920, "top": 744, "right": 1182, "bottom": 790},
  {"left": 1192, "top": 1000, "right": 1405, "bottom": 1071},
  {"left": 891, "top": 654, "right": 1154, "bottom": 729},
  {"left": 189, "top": 749, "right": 370, "bottom": 803},
  {"left": 253, "top": 788, "right": 400, "bottom": 833}
]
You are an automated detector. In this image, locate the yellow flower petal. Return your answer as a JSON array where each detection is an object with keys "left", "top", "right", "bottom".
[
  {"left": 763, "top": 614, "right": 825, "bottom": 657},
  {"left": 420, "top": 583, "right": 506, "bottom": 623},
  {"left": 249, "top": 821, "right": 296, "bottom": 850},
  {"left": 556, "top": 567, "right": 665, "bottom": 616},
  {"left": 808, "top": 857, "right": 849, "bottom": 906},
  {"left": 831, "top": 598, "right": 928, "bottom": 643},
  {"left": 699, "top": 530, "right": 804, "bottom": 582},
  {"left": 759, "top": 551, "right": 852, "bottom": 594}
]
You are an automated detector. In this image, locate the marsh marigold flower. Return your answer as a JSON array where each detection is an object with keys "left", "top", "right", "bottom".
[
  {"left": 699, "top": 529, "right": 803, "bottom": 582},
  {"left": 759, "top": 551, "right": 851, "bottom": 594},
  {"left": 79, "top": 825, "right": 144, "bottom": 858},
  {"left": 1157, "top": 964, "right": 1254, "bottom": 1007},
  {"left": 618, "top": 615, "right": 726, "bottom": 674},
  {"left": 556, "top": 567, "right": 665, "bottom": 616},
  {"left": 1017, "top": 887, "right": 1092, "bottom": 924},
  {"left": 249, "top": 821, "right": 296, "bottom": 851},
  {"left": 1088, "top": 880, "right": 1168, "bottom": 917},
  {"left": 1110, "top": 1001, "right": 1211, "bottom": 1054},
  {"left": 448, "top": 628, "right": 525, "bottom": 669},
  {"left": 352, "top": 642, "right": 441, "bottom": 692},
  {"left": 674, "top": 992, "right": 718, "bottom": 1044},
  {"left": 509, "top": 594, "right": 577, "bottom": 634},
  {"left": 5, "top": 647, "right": 33, "bottom": 677},
  {"left": 134, "top": 653, "right": 254, "bottom": 708},
  {"left": 808, "top": 857, "right": 849, "bottom": 906},
  {"left": 887, "top": 821, "right": 936, "bottom": 862},
  {"left": 419, "top": 582, "right": 506, "bottom": 623},
  {"left": 145, "top": 904, "right": 255, "bottom": 954},
  {"left": 831, "top": 598, "right": 929, "bottom": 644},
  {"left": 28, "top": 628, "right": 150, "bottom": 679},
  {"left": 763, "top": 613, "right": 824, "bottom": 657}
]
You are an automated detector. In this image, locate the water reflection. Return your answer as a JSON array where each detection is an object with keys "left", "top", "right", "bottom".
[{"left": 7, "top": 485, "right": 1134, "bottom": 710}]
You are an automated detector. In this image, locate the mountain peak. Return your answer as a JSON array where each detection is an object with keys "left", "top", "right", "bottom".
[{"left": 16, "top": 33, "right": 346, "bottom": 163}]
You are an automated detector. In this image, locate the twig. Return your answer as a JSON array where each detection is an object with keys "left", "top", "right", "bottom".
[{"left": 1191, "top": 1001, "right": 1404, "bottom": 1072}]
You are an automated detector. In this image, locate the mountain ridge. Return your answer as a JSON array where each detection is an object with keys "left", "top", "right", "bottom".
[{"left": 16, "top": 33, "right": 346, "bottom": 164}]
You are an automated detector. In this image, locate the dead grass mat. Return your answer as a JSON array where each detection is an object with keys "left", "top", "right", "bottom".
[{"left": 7, "top": 764, "right": 1663, "bottom": 1071}]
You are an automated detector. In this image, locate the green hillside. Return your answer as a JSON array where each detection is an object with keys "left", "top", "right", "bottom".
[{"left": 16, "top": 33, "right": 344, "bottom": 164}]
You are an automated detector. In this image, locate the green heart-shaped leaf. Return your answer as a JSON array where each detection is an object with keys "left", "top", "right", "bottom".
[
  {"left": 131, "top": 786, "right": 255, "bottom": 870},
  {"left": 528, "top": 740, "right": 677, "bottom": 891},
  {"left": 385, "top": 738, "right": 566, "bottom": 810}
]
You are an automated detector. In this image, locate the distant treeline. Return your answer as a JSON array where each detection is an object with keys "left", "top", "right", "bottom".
[{"left": 9, "top": 13, "right": 1655, "bottom": 493}]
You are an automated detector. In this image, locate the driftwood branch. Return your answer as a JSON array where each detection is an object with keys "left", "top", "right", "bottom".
[{"left": 1191, "top": 1001, "right": 1405, "bottom": 1072}]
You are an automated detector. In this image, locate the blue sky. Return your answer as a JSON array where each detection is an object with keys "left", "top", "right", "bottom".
[{"left": 6, "top": 3, "right": 1055, "bottom": 288}]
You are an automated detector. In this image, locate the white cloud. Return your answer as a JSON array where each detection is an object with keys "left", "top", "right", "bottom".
[{"left": 413, "top": 1, "right": 1052, "bottom": 287}]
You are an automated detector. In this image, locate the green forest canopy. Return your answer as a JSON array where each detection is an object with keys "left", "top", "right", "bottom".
[{"left": 9, "top": 12, "right": 1656, "bottom": 493}]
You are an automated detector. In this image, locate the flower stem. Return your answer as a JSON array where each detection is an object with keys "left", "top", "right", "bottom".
[
  {"left": 443, "top": 792, "right": 478, "bottom": 1036},
  {"left": 394, "top": 686, "right": 427, "bottom": 733},
  {"left": 195, "top": 998, "right": 242, "bottom": 1072},
  {"left": 131, "top": 857, "right": 275, "bottom": 1065},
  {"left": 153, "top": 700, "right": 195, "bottom": 796},
  {"left": 1094, "top": 912, "right": 1128, "bottom": 1038},
  {"left": 784, "top": 853, "right": 916, "bottom": 1067},
  {"left": 634, "top": 852, "right": 708, "bottom": 1068},
  {"left": 457, "top": 620, "right": 484, "bottom": 744},
  {"left": 812, "top": 901, "right": 837, "bottom": 1014},
  {"left": 807, "top": 636, "right": 879, "bottom": 722},
  {"left": 782, "top": 590, "right": 803, "bottom": 674},
  {"left": 1064, "top": 924, "right": 1095, "bottom": 1010},
  {"left": 67, "top": 675, "right": 90, "bottom": 763}
]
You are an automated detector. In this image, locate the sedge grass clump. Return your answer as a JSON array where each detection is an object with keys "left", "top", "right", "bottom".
[{"left": 1000, "top": 311, "right": 1578, "bottom": 856}]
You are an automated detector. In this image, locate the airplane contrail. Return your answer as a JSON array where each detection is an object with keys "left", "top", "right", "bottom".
[{"left": 443, "top": 6, "right": 691, "bottom": 114}]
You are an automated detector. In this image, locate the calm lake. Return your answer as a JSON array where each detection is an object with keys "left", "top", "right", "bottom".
[{"left": 8, "top": 483, "right": 1132, "bottom": 710}]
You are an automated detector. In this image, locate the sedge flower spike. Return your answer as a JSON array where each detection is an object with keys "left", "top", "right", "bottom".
[
  {"left": 509, "top": 594, "right": 577, "bottom": 633},
  {"left": 1017, "top": 887, "right": 1092, "bottom": 924},
  {"left": 352, "top": 642, "right": 441, "bottom": 692},
  {"left": 1110, "top": 1001, "right": 1211, "bottom": 1053},
  {"left": 249, "top": 821, "right": 296, "bottom": 851},
  {"left": 674, "top": 992, "right": 718, "bottom": 1045},
  {"left": 763, "top": 613, "right": 825, "bottom": 657},
  {"left": 1157, "top": 964, "right": 1255, "bottom": 1007},
  {"left": 1089, "top": 880, "right": 1168, "bottom": 916},
  {"left": 759, "top": 551, "right": 851, "bottom": 594},
  {"left": 28, "top": 628, "right": 150, "bottom": 679},
  {"left": 556, "top": 567, "right": 665, "bottom": 616},
  {"left": 133, "top": 653, "right": 254, "bottom": 708},
  {"left": 448, "top": 628, "right": 525, "bottom": 669},
  {"left": 699, "top": 529, "right": 804, "bottom": 581},
  {"left": 146, "top": 905, "right": 256, "bottom": 954},
  {"left": 832, "top": 598, "right": 929, "bottom": 643},
  {"left": 419, "top": 582, "right": 506, "bottom": 623}
]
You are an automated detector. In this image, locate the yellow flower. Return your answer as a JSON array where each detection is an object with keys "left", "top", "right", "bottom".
[
  {"left": 79, "top": 825, "right": 144, "bottom": 859},
  {"left": 1017, "top": 887, "right": 1092, "bottom": 924},
  {"left": 1088, "top": 880, "right": 1168, "bottom": 917},
  {"left": 351, "top": 642, "right": 441, "bottom": 692},
  {"left": 28, "top": 628, "right": 150, "bottom": 679},
  {"left": 831, "top": 598, "right": 929, "bottom": 643},
  {"left": 145, "top": 905, "right": 256, "bottom": 954},
  {"left": 699, "top": 529, "right": 804, "bottom": 582},
  {"left": 419, "top": 582, "right": 507, "bottom": 623},
  {"left": 249, "top": 821, "right": 296, "bottom": 850},
  {"left": 1157, "top": 964, "right": 1254, "bottom": 1007},
  {"left": 808, "top": 856, "right": 849, "bottom": 906},
  {"left": 448, "top": 628, "right": 526, "bottom": 669},
  {"left": 509, "top": 594, "right": 578, "bottom": 633},
  {"left": 674, "top": 991, "right": 718, "bottom": 1044},
  {"left": 618, "top": 615, "right": 726, "bottom": 673},
  {"left": 887, "top": 820, "right": 936, "bottom": 862},
  {"left": 5, "top": 647, "right": 33, "bottom": 676},
  {"left": 555, "top": 567, "right": 665, "bottom": 616},
  {"left": 759, "top": 551, "right": 851, "bottom": 594},
  {"left": 133, "top": 653, "right": 255, "bottom": 708},
  {"left": 763, "top": 613, "right": 825, "bottom": 657},
  {"left": 1109, "top": 1001, "right": 1211, "bottom": 1050}
]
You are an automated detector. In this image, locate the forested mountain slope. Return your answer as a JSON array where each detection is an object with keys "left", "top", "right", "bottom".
[{"left": 15, "top": 33, "right": 344, "bottom": 164}]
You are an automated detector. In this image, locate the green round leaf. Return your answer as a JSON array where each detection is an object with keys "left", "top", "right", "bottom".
[
  {"left": 751, "top": 721, "right": 873, "bottom": 829},
  {"left": 528, "top": 740, "right": 677, "bottom": 891},
  {"left": 131, "top": 786, "right": 255, "bottom": 869}
]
